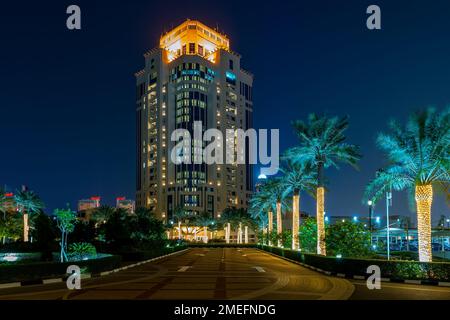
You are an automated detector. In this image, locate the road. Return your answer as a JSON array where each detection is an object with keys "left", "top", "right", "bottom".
[{"left": 0, "top": 248, "right": 449, "bottom": 300}]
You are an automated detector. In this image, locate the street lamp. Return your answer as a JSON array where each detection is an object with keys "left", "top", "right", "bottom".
[
  {"left": 367, "top": 200, "right": 373, "bottom": 236},
  {"left": 447, "top": 218, "right": 450, "bottom": 228}
]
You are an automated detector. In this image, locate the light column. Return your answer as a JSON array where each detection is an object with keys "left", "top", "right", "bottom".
[
  {"left": 316, "top": 187, "right": 326, "bottom": 255},
  {"left": 416, "top": 184, "right": 433, "bottom": 262},
  {"left": 292, "top": 191, "right": 300, "bottom": 250},
  {"left": 277, "top": 201, "right": 282, "bottom": 247},
  {"left": 268, "top": 211, "right": 273, "bottom": 246}
]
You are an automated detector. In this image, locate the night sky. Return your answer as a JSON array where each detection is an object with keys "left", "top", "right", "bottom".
[{"left": 0, "top": 0, "right": 448, "bottom": 224}]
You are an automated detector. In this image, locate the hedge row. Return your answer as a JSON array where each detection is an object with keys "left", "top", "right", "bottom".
[
  {"left": 0, "top": 254, "right": 121, "bottom": 284},
  {"left": 259, "top": 245, "right": 450, "bottom": 282}
]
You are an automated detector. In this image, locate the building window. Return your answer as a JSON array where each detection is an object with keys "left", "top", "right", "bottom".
[
  {"left": 198, "top": 45, "right": 204, "bottom": 56},
  {"left": 189, "top": 43, "right": 195, "bottom": 54},
  {"left": 182, "top": 45, "right": 186, "bottom": 55},
  {"left": 229, "top": 59, "right": 234, "bottom": 70}
]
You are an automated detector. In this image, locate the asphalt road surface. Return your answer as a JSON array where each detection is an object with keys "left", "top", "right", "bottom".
[{"left": 0, "top": 248, "right": 449, "bottom": 300}]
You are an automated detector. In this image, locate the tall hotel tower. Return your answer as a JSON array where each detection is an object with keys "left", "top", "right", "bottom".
[{"left": 135, "top": 20, "right": 253, "bottom": 221}]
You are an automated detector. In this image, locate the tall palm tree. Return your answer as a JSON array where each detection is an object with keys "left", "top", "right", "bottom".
[
  {"left": 262, "top": 177, "right": 290, "bottom": 247},
  {"left": 281, "top": 161, "right": 316, "bottom": 250},
  {"left": 14, "top": 188, "right": 44, "bottom": 242},
  {"left": 365, "top": 107, "right": 449, "bottom": 262},
  {"left": 249, "top": 189, "right": 272, "bottom": 244},
  {"left": 285, "top": 114, "right": 361, "bottom": 255}
]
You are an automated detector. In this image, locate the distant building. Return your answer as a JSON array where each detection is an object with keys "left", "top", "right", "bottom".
[
  {"left": 77, "top": 196, "right": 101, "bottom": 220},
  {"left": 116, "top": 197, "right": 135, "bottom": 214}
]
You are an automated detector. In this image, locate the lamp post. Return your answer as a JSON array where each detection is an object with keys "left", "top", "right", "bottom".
[
  {"left": 368, "top": 200, "right": 373, "bottom": 243},
  {"left": 386, "top": 188, "right": 392, "bottom": 260}
]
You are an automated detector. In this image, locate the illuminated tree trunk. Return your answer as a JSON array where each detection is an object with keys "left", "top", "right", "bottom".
[
  {"left": 178, "top": 221, "right": 181, "bottom": 240},
  {"left": 244, "top": 226, "right": 248, "bottom": 244},
  {"left": 226, "top": 222, "right": 230, "bottom": 243},
  {"left": 276, "top": 200, "right": 282, "bottom": 247},
  {"left": 268, "top": 211, "right": 273, "bottom": 246},
  {"left": 204, "top": 226, "right": 208, "bottom": 243},
  {"left": 292, "top": 190, "right": 300, "bottom": 250},
  {"left": 316, "top": 187, "right": 326, "bottom": 255},
  {"left": 23, "top": 212, "right": 29, "bottom": 242},
  {"left": 415, "top": 184, "right": 433, "bottom": 262}
]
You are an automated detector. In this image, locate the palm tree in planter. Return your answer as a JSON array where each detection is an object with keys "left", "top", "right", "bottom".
[
  {"left": 14, "top": 187, "right": 44, "bottom": 242},
  {"left": 285, "top": 114, "right": 361, "bottom": 255},
  {"left": 263, "top": 177, "right": 290, "bottom": 247},
  {"left": 365, "top": 107, "right": 449, "bottom": 262},
  {"left": 281, "top": 160, "right": 316, "bottom": 250}
]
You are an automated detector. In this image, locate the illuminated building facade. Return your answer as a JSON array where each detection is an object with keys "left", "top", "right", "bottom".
[
  {"left": 116, "top": 197, "right": 135, "bottom": 214},
  {"left": 77, "top": 196, "right": 101, "bottom": 220},
  {"left": 135, "top": 20, "right": 253, "bottom": 221}
]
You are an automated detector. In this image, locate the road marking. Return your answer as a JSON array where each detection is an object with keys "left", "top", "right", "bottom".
[
  {"left": 177, "top": 266, "right": 192, "bottom": 272},
  {"left": 195, "top": 253, "right": 205, "bottom": 256},
  {"left": 253, "top": 266, "right": 266, "bottom": 273}
]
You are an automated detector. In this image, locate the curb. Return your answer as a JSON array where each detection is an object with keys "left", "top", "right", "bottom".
[
  {"left": 257, "top": 248, "right": 450, "bottom": 288},
  {"left": 0, "top": 248, "right": 189, "bottom": 289}
]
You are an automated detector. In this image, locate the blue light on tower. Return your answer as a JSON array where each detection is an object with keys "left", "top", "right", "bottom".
[
  {"left": 353, "top": 216, "right": 358, "bottom": 222},
  {"left": 376, "top": 217, "right": 381, "bottom": 223}
]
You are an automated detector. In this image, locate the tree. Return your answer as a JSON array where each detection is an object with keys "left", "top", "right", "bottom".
[
  {"left": 281, "top": 161, "right": 316, "bottom": 250},
  {"left": 103, "top": 209, "right": 132, "bottom": 249},
  {"left": 298, "top": 217, "right": 317, "bottom": 253},
  {"left": 260, "top": 178, "right": 290, "bottom": 247},
  {"left": 325, "top": 221, "right": 371, "bottom": 258},
  {"left": 195, "top": 212, "right": 214, "bottom": 243},
  {"left": 14, "top": 188, "right": 45, "bottom": 242},
  {"left": 285, "top": 114, "right": 361, "bottom": 255},
  {"left": 364, "top": 107, "right": 449, "bottom": 262},
  {"left": 0, "top": 210, "right": 22, "bottom": 243},
  {"left": 91, "top": 205, "right": 115, "bottom": 225},
  {"left": 32, "top": 213, "right": 58, "bottom": 261},
  {"left": 54, "top": 208, "right": 78, "bottom": 262},
  {"left": 129, "top": 207, "right": 166, "bottom": 247},
  {"left": 249, "top": 185, "right": 273, "bottom": 243},
  {"left": 172, "top": 206, "right": 188, "bottom": 240}
]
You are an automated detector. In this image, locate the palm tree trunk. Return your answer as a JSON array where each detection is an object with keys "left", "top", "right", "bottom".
[
  {"left": 415, "top": 184, "right": 433, "bottom": 262},
  {"left": 268, "top": 210, "right": 273, "bottom": 246},
  {"left": 292, "top": 189, "right": 300, "bottom": 250},
  {"left": 316, "top": 160, "right": 326, "bottom": 255},
  {"left": 245, "top": 225, "right": 248, "bottom": 244},
  {"left": 204, "top": 226, "right": 208, "bottom": 243},
  {"left": 178, "top": 221, "right": 181, "bottom": 240},
  {"left": 226, "top": 222, "right": 230, "bottom": 244},
  {"left": 23, "top": 212, "right": 29, "bottom": 242},
  {"left": 276, "top": 200, "right": 282, "bottom": 247}
]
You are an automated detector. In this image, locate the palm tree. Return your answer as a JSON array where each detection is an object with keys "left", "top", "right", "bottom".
[
  {"left": 91, "top": 205, "right": 115, "bottom": 225},
  {"left": 14, "top": 188, "right": 44, "bottom": 242},
  {"left": 172, "top": 206, "right": 187, "bottom": 240},
  {"left": 365, "top": 107, "right": 449, "bottom": 262},
  {"left": 281, "top": 161, "right": 316, "bottom": 250},
  {"left": 249, "top": 185, "right": 273, "bottom": 239},
  {"left": 285, "top": 114, "right": 361, "bottom": 255},
  {"left": 262, "top": 177, "right": 290, "bottom": 247},
  {"left": 0, "top": 188, "right": 7, "bottom": 218},
  {"left": 195, "top": 212, "right": 214, "bottom": 243}
]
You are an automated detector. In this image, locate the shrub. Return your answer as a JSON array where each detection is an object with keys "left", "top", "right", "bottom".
[{"left": 68, "top": 242, "right": 97, "bottom": 261}]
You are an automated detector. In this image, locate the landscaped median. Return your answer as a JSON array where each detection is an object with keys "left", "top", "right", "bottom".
[
  {"left": 258, "top": 245, "right": 450, "bottom": 283},
  {"left": 0, "top": 245, "right": 188, "bottom": 285},
  {"left": 0, "top": 254, "right": 121, "bottom": 284}
]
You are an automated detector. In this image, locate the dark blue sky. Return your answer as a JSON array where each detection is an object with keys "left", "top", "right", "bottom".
[{"left": 0, "top": 0, "right": 448, "bottom": 224}]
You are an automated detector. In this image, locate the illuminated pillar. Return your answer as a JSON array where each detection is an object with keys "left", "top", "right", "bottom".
[
  {"left": 244, "top": 226, "right": 249, "bottom": 244},
  {"left": 316, "top": 187, "right": 326, "bottom": 255},
  {"left": 415, "top": 184, "right": 433, "bottom": 262},
  {"left": 23, "top": 213, "right": 29, "bottom": 242},
  {"left": 292, "top": 191, "right": 300, "bottom": 250},
  {"left": 268, "top": 211, "right": 273, "bottom": 246},
  {"left": 204, "top": 226, "right": 208, "bottom": 244},
  {"left": 194, "top": 229, "right": 197, "bottom": 242},
  {"left": 277, "top": 201, "right": 282, "bottom": 247},
  {"left": 178, "top": 221, "right": 182, "bottom": 240},
  {"left": 226, "top": 222, "right": 231, "bottom": 244}
]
